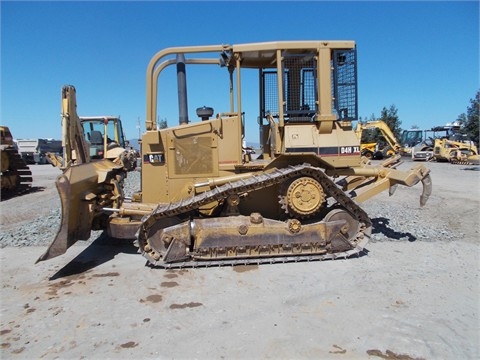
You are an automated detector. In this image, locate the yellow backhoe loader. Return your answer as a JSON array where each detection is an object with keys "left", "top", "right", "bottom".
[
  {"left": 37, "top": 41, "right": 432, "bottom": 268},
  {"left": 46, "top": 112, "right": 137, "bottom": 172},
  {"left": 355, "top": 120, "right": 401, "bottom": 159}
]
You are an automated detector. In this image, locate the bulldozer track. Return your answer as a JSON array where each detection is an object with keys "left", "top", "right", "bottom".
[
  {"left": 138, "top": 163, "right": 372, "bottom": 268},
  {"left": 150, "top": 250, "right": 368, "bottom": 269},
  {"left": 449, "top": 159, "right": 476, "bottom": 165}
]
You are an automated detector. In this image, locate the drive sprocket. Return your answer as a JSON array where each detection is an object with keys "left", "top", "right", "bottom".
[{"left": 281, "top": 176, "right": 325, "bottom": 218}]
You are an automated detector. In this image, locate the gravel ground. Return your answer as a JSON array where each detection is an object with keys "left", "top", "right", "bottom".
[
  {"left": 1, "top": 159, "right": 479, "bottom": 359},
  {"left": 0, "top": 167, "right": 141, "bottom": 248},
  {"left": 0, "top": 160, "right": 472, "bottom": 248}
]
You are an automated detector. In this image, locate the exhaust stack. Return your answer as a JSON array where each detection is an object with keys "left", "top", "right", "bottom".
[{"left": 177, "top": 54, "right": 189, "bottom": 125}]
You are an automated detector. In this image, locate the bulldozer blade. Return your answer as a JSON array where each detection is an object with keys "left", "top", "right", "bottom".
[{"left": 36, "top": 160, "right": 122, "bottom": 263}]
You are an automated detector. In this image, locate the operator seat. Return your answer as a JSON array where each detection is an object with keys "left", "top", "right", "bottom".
[{"left": 89, "top": 131, "right": 103, "bottom": 145}]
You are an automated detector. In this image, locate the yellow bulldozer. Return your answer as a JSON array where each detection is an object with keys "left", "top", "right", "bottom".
[
  {"left": 37, "top": 41, "right": 432, "bottom": 268},
  {"left": 1, "top": 126, "right": 33, "bottom": 199},
  {"left": 400, "top": 124, "right": 479, "bottom": 164},
  {"left": 430, "top": 126, "right": 479, "bottom": 165}
]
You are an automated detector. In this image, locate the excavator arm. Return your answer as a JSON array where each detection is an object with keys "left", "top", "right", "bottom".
[
  {"left": 355, "top": 120, "right": 402, "bottom": 154},
  {"left": 61, "top": 85, "right": 91, "bottom": 166}
]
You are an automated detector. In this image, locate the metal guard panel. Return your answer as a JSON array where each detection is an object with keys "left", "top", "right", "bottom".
[{"left": 169, "top": 135, "right": 218, "bottom": 178}]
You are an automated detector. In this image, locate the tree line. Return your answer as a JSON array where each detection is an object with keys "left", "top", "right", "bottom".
[{"left": 456, "top": 90, "right": 479, "bottom": 145}]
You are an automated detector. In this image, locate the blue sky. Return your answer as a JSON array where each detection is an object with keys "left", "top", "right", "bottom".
[{"left": 1, "top": 1, "right": 479, "bottom": 143}]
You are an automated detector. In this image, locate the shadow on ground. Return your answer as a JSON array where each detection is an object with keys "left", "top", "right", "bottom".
[
  {"left": 462, "top": 165, "right": 480, "bottom": 171},
  {"left": 0, "top": 186, "right": 45, "bottom": 201},
  {"left": 371, "top": 217, "right": 416, "bottom": 242},
  {"left": 49, "top": 232, "right": 138, "bottom": 280}
]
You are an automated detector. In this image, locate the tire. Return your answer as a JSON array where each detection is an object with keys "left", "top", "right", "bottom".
[{"left": 362, "top": 150, "right": 373, "bottom": 159}]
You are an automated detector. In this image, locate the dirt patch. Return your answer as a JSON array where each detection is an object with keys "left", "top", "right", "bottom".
[{"left": 0, "top": 160, "right": 478, "bottom": 359}]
